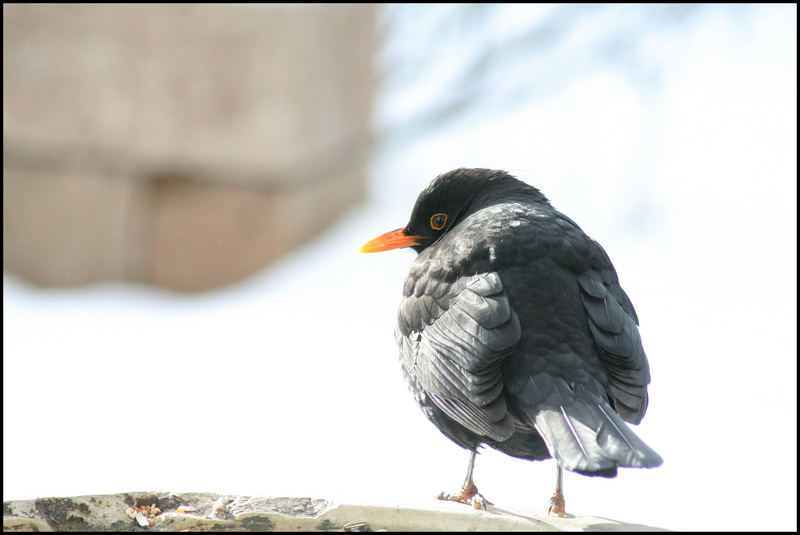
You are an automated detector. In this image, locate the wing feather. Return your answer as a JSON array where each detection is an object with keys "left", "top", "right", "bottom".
[
  {"left": 397, "top": 271, "right": 521, "bottom": 442},
  {"left": 577, "top": 267, "right": 650, "bottom": 423}
]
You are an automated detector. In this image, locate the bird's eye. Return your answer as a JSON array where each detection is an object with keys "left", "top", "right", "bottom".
[{"left": 430, "top": 213, "right": 448, "bottom": 230}]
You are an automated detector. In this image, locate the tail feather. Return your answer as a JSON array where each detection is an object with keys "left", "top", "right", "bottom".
[
  {"left": 594, "top": 402, "right": 662, "bottom": 468},
  {"left": 518, "top": 376, "right": 662, "bottom": 477},
  {"left": 533, "top": 404, "right": 617, "bottom": 476},
  {"left": 532, "top": 399, "right": 662, "bottom": 477}
]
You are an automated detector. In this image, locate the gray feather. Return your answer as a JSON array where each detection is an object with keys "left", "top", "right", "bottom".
[{"left": 518, "top": 375, "right": 662, "bottom": 477}]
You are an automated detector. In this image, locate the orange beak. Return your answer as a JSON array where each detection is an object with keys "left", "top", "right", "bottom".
[{"left": 360, "top": 228, "right": 422, "bottom": 253}]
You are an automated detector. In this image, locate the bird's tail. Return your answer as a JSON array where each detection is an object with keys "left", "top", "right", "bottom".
[{"left": 517, "top": 376, "right": 662, "bottom": 477}]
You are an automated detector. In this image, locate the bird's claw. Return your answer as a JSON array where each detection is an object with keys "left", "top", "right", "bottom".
[
  {"left": 470, "top": 493, "right": 491, "bottom": 510},
  {"left": 436, "top": 492, "right": 491, "bottom": 511},
  {"left": 547, "top": 491, "right": 566, "bottom": 517},
  {"left": 437, "top": 488, "right": 492, "bottom": 511}
]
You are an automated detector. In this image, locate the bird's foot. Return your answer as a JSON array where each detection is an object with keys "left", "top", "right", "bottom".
[
  {"left": 437, "top": 480, "right": 493, "bottom": 511},
  {"left": 548, "top": 490, "right": 566, "bottom": 517}
]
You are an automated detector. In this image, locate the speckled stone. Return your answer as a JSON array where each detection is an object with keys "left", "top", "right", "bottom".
[{"left": 3, "top": 492, "right": 667, "bottom": 531}]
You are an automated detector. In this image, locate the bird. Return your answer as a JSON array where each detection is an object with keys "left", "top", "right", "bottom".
[{"left": 360, "top": 168, "right": 662, "bottom": 515}]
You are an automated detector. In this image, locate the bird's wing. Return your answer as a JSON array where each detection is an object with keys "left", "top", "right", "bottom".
[
  {"left": 489, "top": 214, "right": 661, "bottom": 476},
  {"left": 549, "top": 217, "right": 650, "bottom": 425},
  {"left": 575, "top": 266, "right": 650, "bottom": 424},
  {"left": 396, "top": 271, "right": 521, "bottom": 442},
  {"left": 541, "top": 214, "right": 651, "bottom": 424}
]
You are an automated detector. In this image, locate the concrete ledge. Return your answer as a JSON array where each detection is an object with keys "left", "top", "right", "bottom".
[{"left": 2, "top": 492, "right": 666, "bottom": 531}]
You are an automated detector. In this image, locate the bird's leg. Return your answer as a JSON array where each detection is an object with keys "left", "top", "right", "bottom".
[
  {"left": 548, "top": 463, "right": 566, "bottom": 517},
  {"left": 437, "top": 450, "right": 492, "bottom": 510}
]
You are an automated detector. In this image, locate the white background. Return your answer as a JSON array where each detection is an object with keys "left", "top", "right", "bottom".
[{"left": 4, "top": 4, "right": 797, "bottom": 531}]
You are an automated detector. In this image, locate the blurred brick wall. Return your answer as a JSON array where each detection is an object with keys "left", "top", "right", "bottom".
[{"left": 3, "top": 4, "right": 376, "bottom": 291}]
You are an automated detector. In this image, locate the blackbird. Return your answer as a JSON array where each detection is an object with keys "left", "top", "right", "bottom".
[{"left": 360, "top": 168, "right": 662, "bottom": 515}]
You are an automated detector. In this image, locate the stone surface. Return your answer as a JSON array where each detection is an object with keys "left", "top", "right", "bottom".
[
  {"left": 3, "top": 4, "right": 375, "bottom": 291},
  {"left": 2, "top": 492, "right": 667, "bottom": 532}
]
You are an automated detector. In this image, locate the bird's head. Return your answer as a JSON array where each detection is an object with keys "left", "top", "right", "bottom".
[{"left": 360, "top": 168, "right": 548, "bottom": 254}]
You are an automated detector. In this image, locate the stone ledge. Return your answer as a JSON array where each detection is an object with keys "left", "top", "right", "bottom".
[{"left": 2, "top": 492, "right": 666, "bottom": 532}]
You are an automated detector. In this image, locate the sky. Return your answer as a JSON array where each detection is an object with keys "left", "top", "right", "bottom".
[{"left": 3, "top": 4, "right": 797, "bottom": 531}]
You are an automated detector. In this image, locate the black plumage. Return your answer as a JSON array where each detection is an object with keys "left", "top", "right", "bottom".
[{"left": 361, "top": 168, "right": 661, "bottom": 513}]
